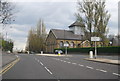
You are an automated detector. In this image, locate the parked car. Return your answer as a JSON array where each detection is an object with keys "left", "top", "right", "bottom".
[{"left": 55, "top": 50, "right": 63, "bottom": 54}]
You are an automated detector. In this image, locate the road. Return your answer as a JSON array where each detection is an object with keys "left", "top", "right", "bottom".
[{"left": 2, "top": 54, "right": 119, "bottom": 80}]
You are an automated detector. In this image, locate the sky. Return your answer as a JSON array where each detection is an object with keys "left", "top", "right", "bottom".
[{"left": 1, "top": 0, "right": 119, "bottom": 51}]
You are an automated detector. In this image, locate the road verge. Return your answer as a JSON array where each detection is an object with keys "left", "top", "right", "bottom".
[{"left": 84, "top": 58, "right": 120, "bottom": 65}]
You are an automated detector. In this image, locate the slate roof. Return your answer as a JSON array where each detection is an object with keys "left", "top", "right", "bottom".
[
  {"left": 51, "top": 29, "right": 83, "bottom": 40},
  {"left": 69, "top": 21, "right": 85, "bottom": 28}
]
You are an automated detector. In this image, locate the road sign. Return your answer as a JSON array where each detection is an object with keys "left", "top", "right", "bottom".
[
  {"left": 91, "top": 37, "right": 101, "bottom": 41},
  {"left": 91, "top": 37, "right": 101, "bottom": 59}
]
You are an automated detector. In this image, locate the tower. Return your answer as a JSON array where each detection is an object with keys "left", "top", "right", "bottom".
[{"left": 69, "top": 21, "right": 85, "bottom": 35}]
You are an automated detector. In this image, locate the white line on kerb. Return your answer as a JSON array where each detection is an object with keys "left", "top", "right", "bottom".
[
  {"left": 40, "top": 62, "right": 44, "bottom": 66},
  {"left": 113, "top": 73, "right": 120, "bottom": 76},
  {"left": 44, "top": 67, "right": 53, "bottom": 75},
  {"left": 86, "top": 66, "right": 94, "bottom": 69}
]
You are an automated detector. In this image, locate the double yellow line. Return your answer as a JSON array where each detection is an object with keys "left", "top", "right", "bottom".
[{"left": 0, "top": 58, "right": 20, "bottom": 75}]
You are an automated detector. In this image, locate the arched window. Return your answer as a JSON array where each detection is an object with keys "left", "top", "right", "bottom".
[
  {"left": 70, "top": 42, "right": 74, "bottom": 48},
  {"left": 64, "top": 41, "right": 70, "bottom": 47},
  {"left": 59, "top": 41, "right": 64, "bottom": 48}
]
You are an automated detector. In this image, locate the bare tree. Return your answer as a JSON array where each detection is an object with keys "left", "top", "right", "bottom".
[
  {"left": 0, "top": 0, "right": 15, "bottom": 25},
  {"left": 76, "top": 0, "right": 110, "bottom": 46},
  {"left": 26, "top": 19, "right": 47, "bottom": 53}
]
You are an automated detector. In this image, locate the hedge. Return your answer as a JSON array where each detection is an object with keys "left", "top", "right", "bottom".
[{"left": 54, "top": 46, "right": 120, "bottom": 54}]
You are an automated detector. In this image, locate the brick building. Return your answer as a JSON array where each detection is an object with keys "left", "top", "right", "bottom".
[{"left": 45, "top": 21, "right": 102, "bottom": 53}]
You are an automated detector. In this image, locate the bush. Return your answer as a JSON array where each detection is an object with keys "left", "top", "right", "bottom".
[{"left": 54, "top": 46, "right": 120, "bottom": 54}]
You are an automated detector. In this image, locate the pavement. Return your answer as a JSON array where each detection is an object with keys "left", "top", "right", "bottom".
[
  {"left": 2, "top": 53, "right": 18, "bottom": 67},
  {"left": 84, "top": 58, "right": 120, "bottom": 65}
]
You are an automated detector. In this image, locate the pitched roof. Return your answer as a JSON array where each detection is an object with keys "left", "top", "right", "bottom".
[
  {"left": 51, "top": 29, "right": 83, "bottom": 40},
  {"left": 69, "top": 21, "right": 85, "bottom": 28}
]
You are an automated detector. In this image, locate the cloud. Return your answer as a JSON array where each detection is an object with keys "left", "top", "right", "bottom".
[{"left": 1, "top": 24, "right": 31, "bottom": 50}]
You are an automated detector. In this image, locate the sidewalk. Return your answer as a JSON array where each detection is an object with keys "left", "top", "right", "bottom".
[
  {"left": 36, "top": 54, "right": 72, "bottom": 57},
  {"left": 84, "top": 58, "right": 120, "bottom": 65},
  {"left": 2, "top": 53, "right": 18, "bottom": 67}
]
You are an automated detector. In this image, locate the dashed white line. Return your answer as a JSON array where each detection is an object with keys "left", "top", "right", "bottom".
[
  {"left": 16, "top": 55, "right": 19, "bottom": 58},
  {"left": 113, "top": 73, "right": 120, "bottom": 76},
  {"left": 96, "top": 69, "right": 107, "bottom": 73},
  {"left": 100, "top": 70, "right": 107, "bottom": 73},
  {"left": 61, "top": 60, "right": 63, "bottom": 62},
  {"left": 65, "top": 58, "right": 69, "bottom": 60},
  {"left": 78, "top": 64, "right": 84, "bottom": 67},
  {"left": 40, "top": 62, "right": 44, "bottom": 66},
  {"left": 67, "top": 62, "right": 71, "bottom": 63},
  {"left": 44, "top": 67, "right": 53, "bottom": 75},
  {"left": 63, "top": 61, "right": 66, "bottom": 62},
  {"left": 37, "top": 60, "right": 39, "bottom": 62},
  {"left": 86, "top": 66, "right": 94, "bottom": 69},
  {"left": 72, "top": 63, "right": 77, "bottom": 65},
  {"left": 35, "top": 58, "right": 37, "bottom": 60}
]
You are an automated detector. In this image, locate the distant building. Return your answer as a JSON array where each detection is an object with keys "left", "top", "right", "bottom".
[{"left": 45, "top": 21, "right": 102, "bottom": 53}]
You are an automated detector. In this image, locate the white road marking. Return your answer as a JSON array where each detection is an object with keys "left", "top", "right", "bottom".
[
  {"left": 86, "top": 66, "right": 94, "bottom": 69},
  {"left": 100, "top": 70, "right": 107, "bottom": 73},
  {"left": 96, "top": 69, "right": 107, "bottom": 73},
  {"left": 37, "top": 60, "right": 39, "bottom": 62},
  {"left": 40, "top": 62, "right": 44, "bottom": 66},
  {"left": 61, "top": 60, "right": 63, "bottom": 62},
  {"left": 35, "top": 58, "right": 37, "bottom": 60},
  {"left": 67, "top": 62, "right": 71, "bottom": 63},
  {"left": 96, "top": 69, "right": 101, "bottom": 71},
  {"left": 16, "top": 55, "right": 19, "bottom": 58},
  {"left": 72, "top": 63, "right": 77, "bottom": 65},
  {"left": 65, "top": 58, "right": 69, "bottom": 60},
  {"left": 44, "top": 67, "right": 53, "bottom": 75},
  {"left": 78, "top": 64, "right": 84, "bottom": 67},
  {"left": 63, "top": 61, "right": 66, "bottom": 62},
  {"left": 113, "top": 73, "right": 120, "bottom": 76}
]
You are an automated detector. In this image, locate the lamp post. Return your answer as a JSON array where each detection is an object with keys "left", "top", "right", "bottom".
[{"left": 64, "top": 43, "right": 69, "bottom": 56}]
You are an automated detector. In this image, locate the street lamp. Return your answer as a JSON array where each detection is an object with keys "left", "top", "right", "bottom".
[
  {"left": 109, "top": 41, "right": 112, "bottom": 46},
  {"left": 64, "top": 43, "right": 69, "bottom": 56}
]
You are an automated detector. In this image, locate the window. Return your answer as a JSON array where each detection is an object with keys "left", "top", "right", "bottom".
[
  {"left": 59, "top": 41, "right": 63, "bottom": 48},
  {"left": 70, "top": 42, "right": 74, "bottom": 48}
]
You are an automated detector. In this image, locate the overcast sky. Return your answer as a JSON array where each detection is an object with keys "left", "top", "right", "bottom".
[{"left": 1, "top": 0, "right": 119, "bottom": 51}]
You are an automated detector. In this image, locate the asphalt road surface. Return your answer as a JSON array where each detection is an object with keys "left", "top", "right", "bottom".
[{"left": 2, "top": 54, "right": 119, "bottom": 79}]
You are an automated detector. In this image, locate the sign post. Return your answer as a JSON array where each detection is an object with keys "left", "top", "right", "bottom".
[
  {"left": 64, "top": 43, "right": 69, "bottom": 56},
  {"left": 91, "top": 37, "right": 101, "bottom": 59}
]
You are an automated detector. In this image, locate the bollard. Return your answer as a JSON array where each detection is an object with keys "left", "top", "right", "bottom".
[{"left": 89, "top": 51, "right": 93, "bottom": 58}]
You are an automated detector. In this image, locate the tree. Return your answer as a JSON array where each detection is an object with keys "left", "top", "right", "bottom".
[
  {"left": 0, "top": 0, "right": 15, "bottom": 25},
  {"left": 26, "top": 19, "right": 47, "bottom": 53},
  {"left": 76, "top": 0, "right": 110, "bottom": 46},
  {"left": 2, "top": 38, "right": 13, "bottom": 52}
]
